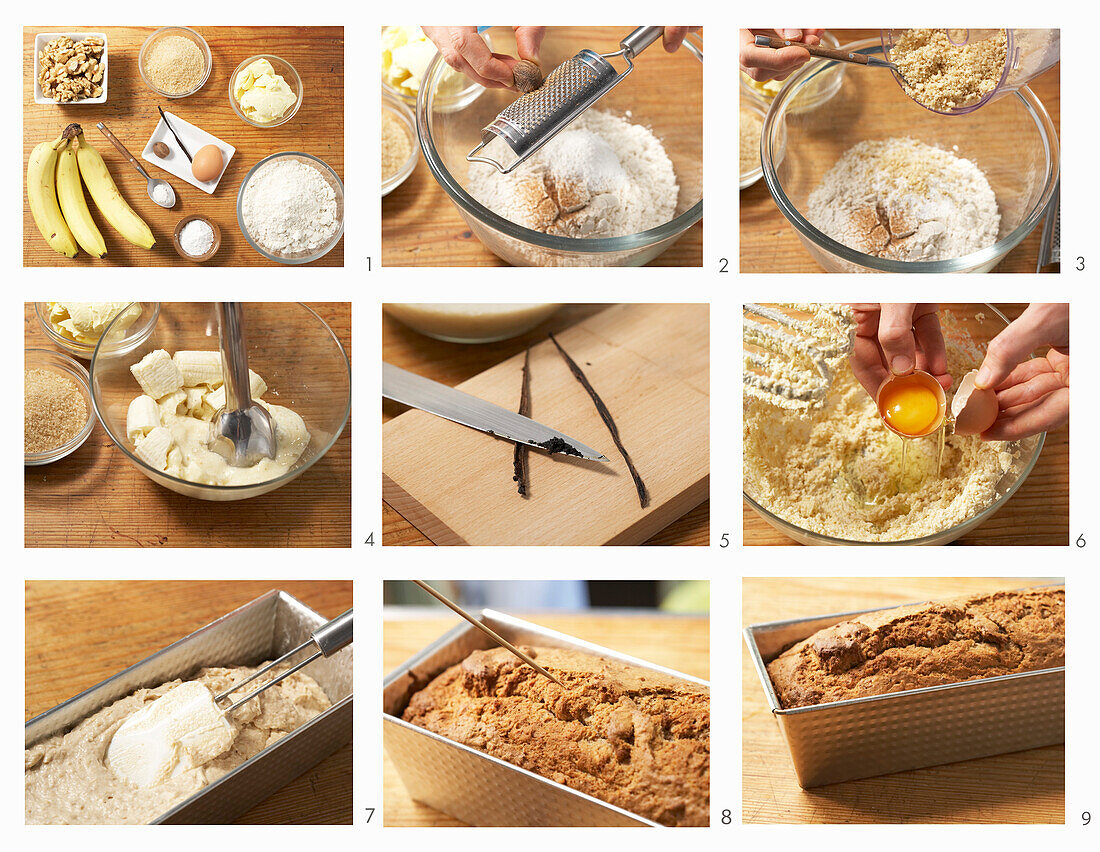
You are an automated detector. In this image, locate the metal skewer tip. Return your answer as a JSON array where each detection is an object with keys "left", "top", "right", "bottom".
[{"left": 411, "top": 581, "right": 565, "bottom": 687}]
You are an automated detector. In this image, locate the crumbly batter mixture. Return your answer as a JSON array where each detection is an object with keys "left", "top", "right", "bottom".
[
  {"left": 744, "top": 305, "right": 1027, "bottom": 542},
  {"left": 807, "top": 138, "right": 999, "bottom": 262},
  {"left": 892, "top": 29, "right": 1008, "bottom": 112},
  {"left": 468, "top": 109, "right": 678, "bottom": 238},
  {"left": 25, "top": 666, "right": 330, "bottom": 825}
]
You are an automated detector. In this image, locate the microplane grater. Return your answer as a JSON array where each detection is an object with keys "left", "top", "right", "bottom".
[{"left": 467, "top": 26, "right": 664, "bottom": 174}]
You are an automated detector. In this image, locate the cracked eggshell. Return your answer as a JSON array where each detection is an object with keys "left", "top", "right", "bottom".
[{"left": 951, "top": 370, "right": 999, "bottom": 436}]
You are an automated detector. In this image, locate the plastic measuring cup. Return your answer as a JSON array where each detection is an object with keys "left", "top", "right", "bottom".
[{"left": 881, "top": 28, "right": 1059, "bottom": 115}]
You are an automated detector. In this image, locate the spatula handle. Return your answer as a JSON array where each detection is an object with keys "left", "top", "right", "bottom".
[{"left": 754, "top": 35, "right": 870, "bottom": 66}]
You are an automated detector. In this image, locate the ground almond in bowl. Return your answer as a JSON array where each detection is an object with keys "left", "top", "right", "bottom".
[{"left": 25, "top": 368, "right": 87, "bottom": 453}]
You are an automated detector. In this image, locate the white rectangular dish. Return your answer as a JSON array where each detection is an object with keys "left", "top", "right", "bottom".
[{"left": 33, "top": 32, "right": 108, "bottom": 105}]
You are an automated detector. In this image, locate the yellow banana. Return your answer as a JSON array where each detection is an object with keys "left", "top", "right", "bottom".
[
  {"left": 72, "top": 129, "right": 155, "bottom": 250},
  {"left": 26, "top": 136, "right": 78, "bottom": 258},
  {"left": 55, "top": 138, "right": 107, "bottom": 259}
]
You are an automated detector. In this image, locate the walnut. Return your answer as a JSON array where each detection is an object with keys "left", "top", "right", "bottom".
[{"left": 37, "top": 35, "right": 106, "bottom": 101}]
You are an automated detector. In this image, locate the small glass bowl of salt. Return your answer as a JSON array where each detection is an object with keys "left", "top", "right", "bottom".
[{"left": 173, "top": 215, "right": 221, "bottom": 262}]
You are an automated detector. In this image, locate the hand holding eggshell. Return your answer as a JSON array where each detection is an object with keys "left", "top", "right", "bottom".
[{"left": 951, "top": 370, "right": 999, "bottom": 436}]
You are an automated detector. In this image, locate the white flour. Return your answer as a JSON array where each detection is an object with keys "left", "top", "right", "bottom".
[
  {"left": 242, "top": 159, "right": 339, "bottom": 255},
  {"left": 468, "top": 110, "right": 678, "bottom": 238},
  {"left": 807, "top": 138, "right": 999, "bottom": 262}
]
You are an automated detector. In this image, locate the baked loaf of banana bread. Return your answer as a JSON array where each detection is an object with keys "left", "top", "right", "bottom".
[
  {"left": 402, "top": 646, "right": 709, "bottom": 827},
  {"left": 767, "top": 587, "right": 1065, "bottom": 709}
]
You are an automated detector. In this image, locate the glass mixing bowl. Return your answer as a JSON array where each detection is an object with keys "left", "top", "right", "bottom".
[
  {"left": 416, "top": 26, "right": 703, "bottom": 267},
  {"left": 761, "top": 38, "right": 1059, "bottom": 273},
  {"left": 89, "top": 303, "right": 350, "bottom": 502},
  {"left": 743, "top": 304, "right": 1046, "bottom": 545}
]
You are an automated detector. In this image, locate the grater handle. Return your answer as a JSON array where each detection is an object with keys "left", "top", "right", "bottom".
[{"left": 621, "top": 26, "right": 664, "bottom": 58}]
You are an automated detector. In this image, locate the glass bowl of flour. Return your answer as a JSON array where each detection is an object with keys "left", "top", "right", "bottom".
[
  {"left": 237, "top": 152, "right": 344, "bottom": 264},
  {"left": 760, "top": 38, "right": 1059, "bottom": 273},
  {"left": 416, "top": 26, "right": 703, "bottom": 267},
  {"left": 89, "top": 302, "right": 351, "bottom": 501}
]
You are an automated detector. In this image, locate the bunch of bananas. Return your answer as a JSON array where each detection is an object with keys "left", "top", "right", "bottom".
[{"left": 27, "top": 123, "right": 155, "bottom": 259}]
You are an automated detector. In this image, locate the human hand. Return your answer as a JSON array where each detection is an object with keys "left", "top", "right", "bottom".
[
  {"left": 975, "top": 303, "right": 1069, "bottom": 440},
  {"left": 739, "top": 28, "right": 825, "bottom": 82},
  {"left": 661, "top": 27, "right": 702, "bottom": 53},
  {"left": 849, "top": 304, "right": 951, "bottom": 400},
  {"left": 422, "top": 26, "right": 545, "bottom": 89}
]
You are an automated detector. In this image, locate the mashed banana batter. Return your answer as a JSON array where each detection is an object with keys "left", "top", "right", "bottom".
[
  {"left": 25, "top": 666, "right": 330, "bottom": 825},
  {"left": 744, "top": 305, "right": 1033, "bottom": 541}
]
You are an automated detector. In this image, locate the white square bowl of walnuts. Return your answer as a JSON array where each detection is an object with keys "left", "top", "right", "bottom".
[{"left": 34, "top": 33, "right": 108, "bottom": 105}]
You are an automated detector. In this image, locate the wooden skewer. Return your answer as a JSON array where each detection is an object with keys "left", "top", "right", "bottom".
[{"left": 411, "top": 580, "right": 565, "bottom": 687}]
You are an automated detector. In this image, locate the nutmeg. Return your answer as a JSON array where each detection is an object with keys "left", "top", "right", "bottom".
[{"left": 513, "top": 60, "right": 544, "bottom": 93}]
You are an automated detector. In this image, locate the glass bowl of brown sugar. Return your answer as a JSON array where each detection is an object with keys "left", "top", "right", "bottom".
[{"left": 25, "top": 349, "right": 96, "bottom": 465}]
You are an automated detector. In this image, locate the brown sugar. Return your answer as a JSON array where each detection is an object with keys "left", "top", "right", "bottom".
[
  {"left": 25, "top": 368, "right": 87, "bottom": 454},
  {"left": 143, "top": 35, "right": 206, "bottom": 95},
  {"left": 381, "top": 111, "right": 413, "bottom": 180}
]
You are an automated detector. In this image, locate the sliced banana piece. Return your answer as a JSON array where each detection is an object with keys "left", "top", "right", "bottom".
[
  {"left": 134, "top": 426, "right": 173, "bottom": 470},
  {"left": 131, "top": 349, "right": 183, "bottom": 399},
  {"left": 126, "top": 395, "right": 161, "bottom": 442}
]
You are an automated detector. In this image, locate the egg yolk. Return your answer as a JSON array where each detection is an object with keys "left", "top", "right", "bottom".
[{"left": 880, "top": 380, "right": 940, "bottom": 436}]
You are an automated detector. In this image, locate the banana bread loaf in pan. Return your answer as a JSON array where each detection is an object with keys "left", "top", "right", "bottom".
[
  {"left": 767, "top": 587, "right": 1065, "bottom": 709},
  {"left": 402, "top": 645, "right": 710, "bottom": 827},
  {"left": 387, "top": 611, "right": 708, "bottom": 831},
  {"left": 744, "top": 585, "right": 1064, "bottom": 787}
]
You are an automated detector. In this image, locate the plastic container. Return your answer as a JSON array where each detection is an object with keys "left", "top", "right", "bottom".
[
  {"left": 417, "top": 26, "right": 702, "bottom": 267},
  {"left": 882, "top": 28, "right": 1059, "bottom": 115},
  {"left": 761, "top": 37, "right": 1059, "bottom": 273}
]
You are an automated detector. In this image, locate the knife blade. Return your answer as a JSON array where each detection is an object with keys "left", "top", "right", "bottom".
[{"left": 383, "top": 363, "right": 609, "bottom": 462}]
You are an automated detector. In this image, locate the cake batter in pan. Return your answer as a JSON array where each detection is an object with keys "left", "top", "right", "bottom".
[
  {"left": 743, "top": 585, "right": 1064, "bottom": 787},
  {"left": 384, "top": 608, "right": 709, "bottom": 826},
  {"left": 25, "top": 590, "right": 353, "bottom": 824}
]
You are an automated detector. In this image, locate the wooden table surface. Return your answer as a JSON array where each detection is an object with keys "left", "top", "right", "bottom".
[
  {"left": 25, "top": 302, "right": 351, "bottom": 548},
  {"left": 744, "top": 304, "right": 1069, "bottom": 546},
  {"left": 742, "top": 577, "right": 1064, "bottom": 824},
  {"left": 25, "top": 580, "right": 353, "bottom": 824},
  {"left": 24, "top": 26, "right": 344, "bottom": 267},
  {"left": 382, "top": 26, "right": 702, "bottom": 267},
  {"left": 382, "top": 305, "right": 709, "bottom": 545},
  {"left": 383, "top": 612, "right": 710, "bottom": 826},
  {"left": 739, "top": 28, "right": 1060, "bottom": 273}
]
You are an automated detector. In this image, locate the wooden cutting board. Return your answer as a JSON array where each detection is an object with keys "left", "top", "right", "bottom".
[
  {"left": 23, "top": 26, "right": 343, "bottom": 267},
  {"left": 383, "top": 304, "right": 709, "bottom": 545}
]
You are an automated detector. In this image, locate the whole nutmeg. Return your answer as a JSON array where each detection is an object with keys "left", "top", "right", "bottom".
[{"left": 513, "top": 60, "right": 544, "bottom": 94}]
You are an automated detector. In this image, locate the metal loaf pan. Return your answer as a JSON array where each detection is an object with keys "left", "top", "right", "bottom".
[
  {"left": 26, "top": 590, "right": 353, "bottom": 824},
  {"left": 743, "top": 585, "right": 1065, "bottom": 788},
  {"left": 383, "top": 609, "right": 709, "bottom": 827}
]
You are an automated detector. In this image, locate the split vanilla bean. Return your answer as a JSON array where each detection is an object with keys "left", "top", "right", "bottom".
[
  {"left": 512, "top": 349, "right": 532, "bottom": 497},
  {"left": 548, "top": 333, "right": 650, "bottom": 509}
]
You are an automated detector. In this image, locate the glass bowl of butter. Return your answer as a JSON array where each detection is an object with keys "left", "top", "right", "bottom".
[
  {"left": 382, "top": 25, "right": 488, "bottom": 113},
  {"left": 229, "top": 54, "right": 302, "bottom": 128},
  {"left": 89, "top": 302, "right": 351, "bottom": 502},
  {"left": 36, "top": 302, "right": 160, "bottom": 361}
]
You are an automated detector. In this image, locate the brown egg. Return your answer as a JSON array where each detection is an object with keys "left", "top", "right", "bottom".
[
  {"left": 191, "top": 145, "right": 224, "bottom": 183},
  {"left": 951, "top": 370, "right": 999, "bottom": 436}
]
